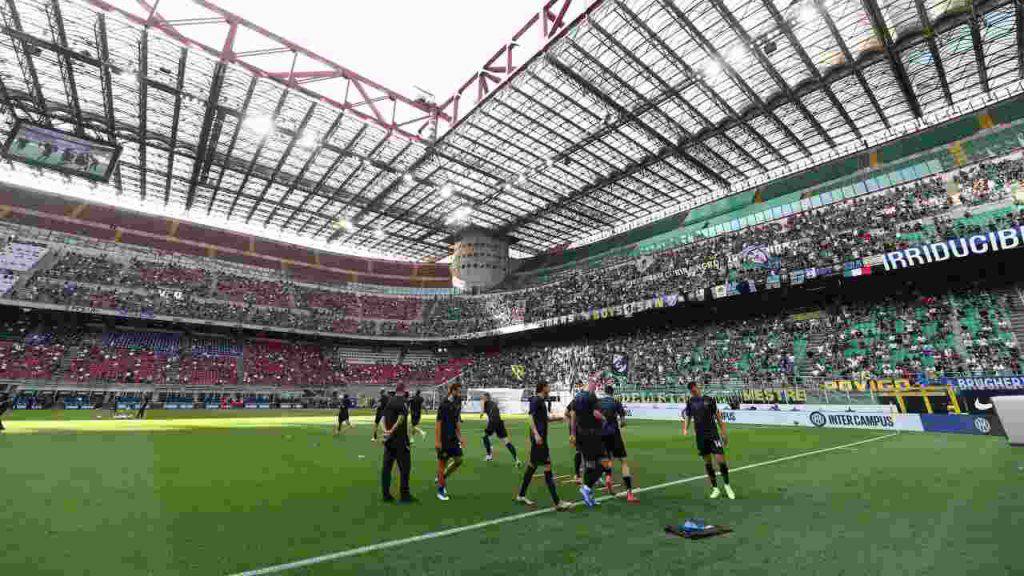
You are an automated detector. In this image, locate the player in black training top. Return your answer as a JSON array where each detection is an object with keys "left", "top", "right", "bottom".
[
  {"left": 516, "top": 381, "right": 570, "bottom": 510},
  {"left": 597, "top": 386, "right": 637, "bottom": 503},
  {"left": 380, "top": 385, "right": 413, "bottom": 502},
  {"left": 135, "top": 393, "right": 150, "bottom": 420},
  {"left": 480, "top": 392, "right": 521, "bottom": 467},
  {"left": 371, "top": 389, "right": 389, "bottom": 442},
  {"left": 682, "top": 382, "right": 735, "bottom": 500},
  {"left": 0, "top": 392, "right": 11, "bottom": 433},
  {"left": 435, "top": 382, "right": 465, "bottom": 501},
  {"left": 566, "top": 384, "right": 582, "bottom": 484},
  {"left": 570, "top": 382, "right": 610, "bottom": 508},
  {"left": 335, "top": 394, "right": 352, "bottom": 435},
  {"left": 409, "top": 390, "right": 426, "bottom": 441}
]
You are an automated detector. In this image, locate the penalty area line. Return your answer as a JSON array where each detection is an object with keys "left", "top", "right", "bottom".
[{"left": 227, "top": 432, "right": 899, "bottom": 576}]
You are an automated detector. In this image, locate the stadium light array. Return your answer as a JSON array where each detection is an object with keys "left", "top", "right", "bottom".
[
  {"left": 243, "top": 114, "right": 276, "bottom": 135},
  {"left": 726, "top": 45, "right": 748, "bottom": 66},
  {"left": 703, "top": 59, "right": 722, "bottom": 80},
  {"left": 445, "top": 205, "right": 473, "bottom": 224},
  {"left": 799, "top": 4, "right": 818, "bottom": 24},
  {"left": 296, "top": 131, "right": 320, "bottom": 149}
]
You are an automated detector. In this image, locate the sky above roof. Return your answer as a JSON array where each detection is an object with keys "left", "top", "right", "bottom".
[{"left": 215, "top": 0, "right": 545, "bottom": 102}]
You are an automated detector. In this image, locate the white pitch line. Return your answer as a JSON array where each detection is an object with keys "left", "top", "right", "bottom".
[{"left": 228, "top": 432, "right": 899, "bottom": 576}]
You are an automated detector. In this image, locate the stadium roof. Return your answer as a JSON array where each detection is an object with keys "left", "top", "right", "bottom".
[{"left": 0, "top": 0, "right": 1021, "bottom": 260}]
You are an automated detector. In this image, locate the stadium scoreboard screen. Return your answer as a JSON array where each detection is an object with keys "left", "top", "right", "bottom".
[{"left": 2, "top": 121, "right": 121, "bottom": 183}]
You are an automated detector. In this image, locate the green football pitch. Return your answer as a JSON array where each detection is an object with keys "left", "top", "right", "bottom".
[{"left": 0, "top": 410, "right": 1020, "bottom": 576}]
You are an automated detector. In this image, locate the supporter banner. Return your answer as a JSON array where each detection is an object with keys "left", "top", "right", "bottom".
[
  {"left": 699, "top": 257, "right": 721, "bottom": 271},
  {"left": 740, "top": 403, "right": 897, "bottom": 414},
  {"left": 585, "top": 292, "right": 681, "bottom": 322},
  {"left": 940, "top": 375, "right": 1024, "bottom": 391},
  {"left": 510, "top": 364, "right": 526, "bottom": 381},
  {"left": 941, "top": 376, "right": 1024, "bottom": 413},
  {"left": 817, "top": 265, "right": 839, "bottom": 278},
  {"left": 624, "top": 243, "right": 786, "bottom": 289},
  {"left": 726, "top": 280, "right": 757, "bottom": 297},
  {"left": 740, "top": 388, "right": 808, "bottom": 403},
  {"left": 588, "top": 369, "right": 614, "bottom": 390},
  {"left": 737, "top": 244, "right": 781, "bottom": 271},
  {"left": 959, "top": 389, "right": 1024, "bottom": 414},
  {"left": 611, "top": 353, "right": 629, "bottom": 377},
  {"left": 619, "top": 263, "right": 700, "bottom": 289},
  {"left": 620, "top": 393, "right": 717, "bottom": 405},
  {"left": 842, "top": 259, "right": 874, "bottom": 278},
  {"left": 823, "top": 378, "right": 919, "bottom": 392},
  {"left": 862, "top": 254, "right": 887, "bottom": 268},
  {"left": 880, "top": 225, "right": 1024, "bottom": 272}
]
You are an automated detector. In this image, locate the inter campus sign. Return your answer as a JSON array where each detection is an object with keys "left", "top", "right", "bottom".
[
  {"left": 808, "top": 411, "right": 896, "bottom": 429},
  {"left": 623, "top": 404, "right": 925, "bottom": 431},
  {"left": 881, "top": 226, "right": 1024, "bottom": 271}
]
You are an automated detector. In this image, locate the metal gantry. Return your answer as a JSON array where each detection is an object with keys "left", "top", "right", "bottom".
[{"left": 0, "top": 0, "right": 1018, "bottom": 259}]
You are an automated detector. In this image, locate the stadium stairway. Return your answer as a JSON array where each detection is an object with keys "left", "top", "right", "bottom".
[
  {"left": 236, "top": 348, "right": 246, "bottom": 384},
  {"left": 1000, "top": 286, "right": 1024, "bottom": 350},
  {"left": 949, "top": 306, "right": 970, "bottom": 360},
  {"left": 165, "top": 355, "right": 181, "bottom": 388},
  {"left": 798, "top": 329, "right": 829, "bottom": 385},
  {"left": 207, "top": 269, "right": 220, "bottom": 297},
  {"left": 56, "top": 342, "right": 79, "bottom": 381}
]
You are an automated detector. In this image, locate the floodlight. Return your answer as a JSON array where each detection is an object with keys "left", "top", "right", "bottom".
[{"left": 243, "top": 115, "right": 276, "bottom": 135}]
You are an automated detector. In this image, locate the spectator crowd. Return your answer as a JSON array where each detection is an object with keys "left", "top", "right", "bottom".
[{"left": 6, "top": 158, "right": 1024, "bottom": 339}]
